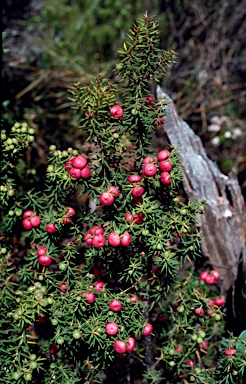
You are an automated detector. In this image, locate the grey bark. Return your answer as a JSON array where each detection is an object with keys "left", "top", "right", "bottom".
[{"left": 156, "top": 86, "right": 246, "bottom": 291}]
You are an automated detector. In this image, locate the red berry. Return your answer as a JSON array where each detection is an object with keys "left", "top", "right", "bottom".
[
  {"left": 36, "top": 246, "right": 47, "bottom": 256},
  {"left": 142, "top": 163, "right": 157, "bottom": 177},
  {"left": 30, "top": 215, "right": 41, "bottom": 227},
  {"left": 84, "top": 232, "right": 93, "bottom": 244},
  {"left": 133, "top": 213, "right": 143, "bottom": 224},
  {"left": 108, "top": 232, "right": 121, "bottom": 247},
  {"left": 49, "top": 343, "right": 58, "bottom": 355},
  {"left": 155, "top": 117, "right": 164, "bottom": 124},
  {"left": 142, "top": 156, "right": 155, "bottom": 165},
  {"left": 144, "top": 95, "right": 154, "bottom": 107},
  {"left": 66, "top": 207, "right": 76, "bottom": 216},
  {"left": 22, "top": 218, "right": 33, "bottom": 230},
  {"left": 214, "top": 297, "right": 226, "bottom": 306},
  {"left": 201, "top": 341, "right": 209, "bottom": 349},
  {"left": 142, "top": 323, "right": 153, "bottom": 336},
  {"left": 59, "top": 282, "right": 67, "bottom": 293},
  {"left": 71, "top": 155, "right": 87, "bottom": 169},
  {"left": 80, "top": 166, "right": 91, "bottom": 178},
  {"left": 156, "top": 315, "right": 167, "bottom": 322},
  {"left": 124, "top": 212, "right": 134, "bottom": 223},
  {"left": 38, "top": 255, "right": 52, "bottom": 266},
  {"left": 99, "top": 192, "right": 115, "bottom": 206},
  {"left": 160, "top": 171, "right": 171, "bottom": 185},
  {"left": 157, "top": 150, "right": 170, "bottom": 161},
  {"left": 205, "top": 274, "right": 216, "bottom": 285},
  {"left": 110, "top": 105, "right": 124, "bottom": 119},
  {"left": 224, "top": 347, "right": 236, "bottom": 356},
  {"left": 121, "top": 232, "right": 131, "bottom": 246},
  {"left": 199, "top": 271, "right": 209, "bottom": 281},
  {"left": 90, "top": 226, "right": 104, "bottom": 235},
  {"left": 130, "top": 295, "right": 138, "bottom": 303},
  {"left": 194, "top": 307, "right": 205, "bottom": 316},
  {"left": 37, "top": 314, "right": 46, "bottom": 324},
  {"left": 46, "top": 223, "right": 57, "bottom": 233},
  {"left": 128, "top": 174, "right": 142, "bottom": 183},
  {"left": 62, "top": 215, "right": 71, "bottom": 225},
  {"left": 185, "top": 360, "right": 195, "bottom": 367},
  {"left": 94, "top": 281, "right": 105, "bottom": 292},
  {"left": 210, "top": 270, "right": 220, "bottom": 281},
  {"left": 114, "top": 340, "right": 126, "bottom": 354},
  {"left": 159, "top": 160, "right": 172, "bottom": 172},
  {"left": 84, "top": 291, "right": 96, "bottom": 304},
  {"left": 208, "top": 299, "right": 215, "bottom": 306},
  {"left": 23, "top": 210, "right": 34, "bottom": 219},
  {"left": 132, "top": 185, "right": 144, "bottom": 197},
  {"left": 108, "top": 186, "right": 120, "bottom": 197},
  {"left": 65, "top": 160, "right": 72, "bottom": 171},
  {"left": 126, "top": 337, "right": 136, "bottom": 352},
  {"left": 69, "top": 167, "right": 81, "bottom": 178},
  {"left": 92, "top": 234, "right": 106, "bottom": 248},
  {"left": 174, "top": 345, "right": 182, "bottom": 353},
  {"left": 105, "top": 322, "right": 119, "bottom": 335},
  {"left": 109, "top": 299, "right": 122, "bottom": 312}
]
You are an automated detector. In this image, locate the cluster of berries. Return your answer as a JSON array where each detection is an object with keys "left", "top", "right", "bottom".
[
  {"left": 84, "top": 225, "right": 132, "bottom": 248},
  {"left": 199, "top": 270, "right": 221, "bottom": 285},
  {"left": 65, "top": 155, "right": 91, "bottom": 179},
  {"left": 22, "top": 207, "right": 76, "bottom": 232}
]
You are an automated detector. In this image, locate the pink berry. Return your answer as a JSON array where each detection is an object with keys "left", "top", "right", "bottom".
[
  {"left": 224, "top": 347, "right": 236, "bottom": 356},
  {"left": 132, "top": 185, "right": 144, "bottom": 197},
  {"left": 65, "top": 160, "right": 72, "bottom": 171},
  {"left": 66, "top": 207, "right": 76, "bottom": 216},
  {"left": 214, "top": 297, "right": 226, "bottom": 306},
  {"left": 126, "top": 337, "right": 136, "bottom": 352},
  {"left": 63, "top": 215, "right": 71, "bottom": 225},
  {"left": 132, "top": 213, "right": 143, "bottom": 224},
  {"left": 124, "top": 212, "right": 134, "bottom": 223},
  {"left": 142, "top": 156, "right": 155, "bottom": 165},
  {"left": 201, "top": 341, "right": 209, "bottom": 350},
  {"left": 84, "top": 232, "right": 93, "bottom": 245},
  {"left": 59, "top": 282, "right": 67, "bottom": 293},
  {"left": 194, "top": 307, "right": 205, "bottom": 316},
  {"left": 199, "top": 271, "right": 209, "bottom": 281},
  {"left": 69, "top": 167, "right": 81, "bottom": 179},
  {"left": 38, "top": 255, "right": 52, "bottom": 266},
  {"left": 108, "top": 232, "right": 121, "bottom": 247},
  {"left": 160, "top": 171, "right": 171, "bottom": 185},
  {"left": 142, "top": 323, "right": 153, "bottom": 336},
  {"left": 46, "top": 224, "right": 57, "bottom": 233},
  {"left": 94, "top": 281, "right": 105, "bottom": 292},
  {"left": 128, "top": 174, "right": 143, "bottom": 183},
  {"left": 130, "top": 295, "right": 138, "bottom": 303},
  {"left": 23, "top": 210, "right": 34, "bottom": 219},
  {"left": 29, "top": 215, "right": 41, "bottom": 227},
  {"left": 159, "top": 160, "right": 172, "bottom": 172},
  {"left": 155, "top": 117, "right": 164, "bottom": 124},
  {"left": 99, "top": 192, "right": 115, "bottom": 206},
  {"left": 110, "top": 105, "right": 124, "bottom": 119},
  {"left": 157, "top": 150, "right": 170, "bottom": 161},
  {"left": 185, "top": 360, "right": 195, "bottom": 367},
  {"left": 174, "top": 345, "right": 182, "bottom": 353},
  {"left": 210, "top": 270, "right": 220, "bottom": 281},
  {"left": 109, "top": 299, "right": 122, "bottom": 312},
  {"left": 80, "top": 166, "right": 91, "bottom": 179},
  {"left": 90, "top": 226, "right": 104, "bottom": 235},
  {"left": 84, "top": 291, "right": 96, "bottom": 304},
  {"left": 121, "top": 232, "right": 131, "bottom": 246},
  {"left": 71, "top": 155, "right": 87, "bottom": 169},
  {"left": 22, "top": 218, "right": 33, "bottom": 230},
  {"left": 105, "top": 322, "right": 119, "bottom": 335},
  {"left": 92, "top": 234, "right": 106, "bottom": 248},
  {"left": 205, "top": 274, "right": 216, "bottom": 285},
  {"left": 36, "top": 246, "right": 47, "bottom": 256},
  {"left": 108, "top": 186, "right": 120, "bottom": 197},
  {"left": 113, "top": 340, "right": 126, "bottom": 354},
  {"left": 142, "top": 163, "right": 157, "bottom": 177}
]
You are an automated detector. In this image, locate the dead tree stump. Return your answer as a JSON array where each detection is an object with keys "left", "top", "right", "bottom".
[{"left": 156, "top": 86, "right": 246, "bottom": 293}]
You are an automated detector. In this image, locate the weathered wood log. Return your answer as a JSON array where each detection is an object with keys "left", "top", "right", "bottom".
[{"left": 156, "top": 86, "right": 246, "bottom": 292}]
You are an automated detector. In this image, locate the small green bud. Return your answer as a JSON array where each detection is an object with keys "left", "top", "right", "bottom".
[
  {"left": 49, "top": 145, "right": 56, "bottom": 152},
  {"left": 30, "top": 354, "right": 37, "bottom": 361}
]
